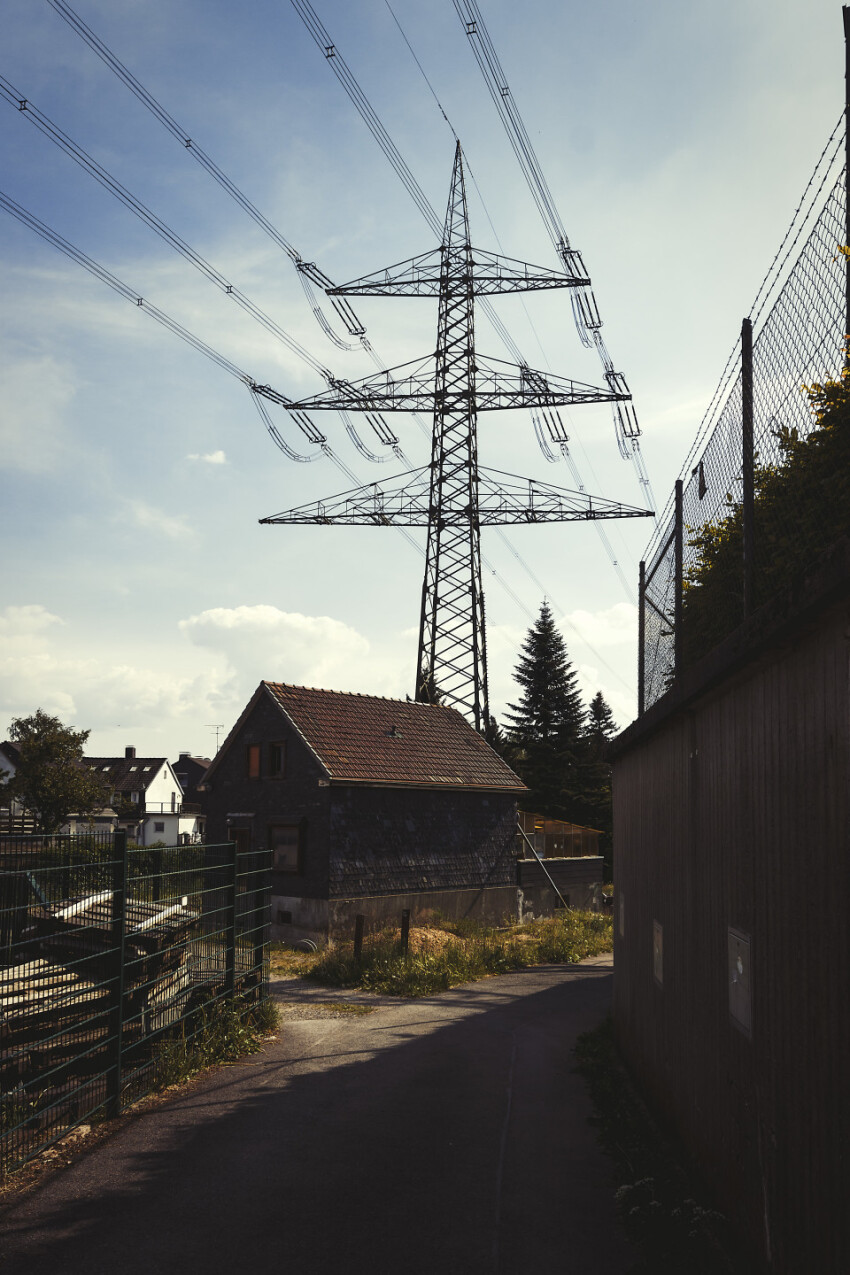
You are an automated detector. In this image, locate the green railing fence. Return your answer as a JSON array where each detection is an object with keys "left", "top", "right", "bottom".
[{"left": 1, "top": 831, "right": 270, "bottom": 1174}]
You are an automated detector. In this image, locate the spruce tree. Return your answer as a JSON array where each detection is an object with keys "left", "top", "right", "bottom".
[
  {"left": 504, "top": 601, "right": 585, "bottom": 815},
  {"left": 584, "top": 691, "right": 617, "bottom": 759},
  {"left": 577, "top": 690, "right": 618, "bottom": 880}
]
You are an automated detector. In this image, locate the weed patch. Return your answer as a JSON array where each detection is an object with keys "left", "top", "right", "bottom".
[
  {"left": 154, "top": 994, "right": 280, "bottom": 1088},
  {"left": 575, "top": 1018, "right": 742, "bottom": 1273},
  {"left": 301, "top": 911, "right": 612, "bottom": 997}
]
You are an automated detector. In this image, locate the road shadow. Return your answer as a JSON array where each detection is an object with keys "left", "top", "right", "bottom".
[{"left": 0, "top": 964, "right": 632, "bottom": 1275}]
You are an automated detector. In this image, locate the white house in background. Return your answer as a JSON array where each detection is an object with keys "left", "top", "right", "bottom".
[
  {"left": 0, "top": 741, "right": 35, "bottom": 833},
  {"left": 72, "top": 746, "right": 206, "bottom": 845}
]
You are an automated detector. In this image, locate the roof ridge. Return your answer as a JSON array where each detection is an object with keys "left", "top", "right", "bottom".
[{"left": 263, "top": 680, "right": 459, "bottom": 710}]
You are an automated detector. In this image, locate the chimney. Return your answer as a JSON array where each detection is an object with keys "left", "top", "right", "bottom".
[
  {"left": 179, "top": 751, "right": 189, "bottom": 759},
  {"left": 125, "top": 746, "right": 136, "bottom": 759}
]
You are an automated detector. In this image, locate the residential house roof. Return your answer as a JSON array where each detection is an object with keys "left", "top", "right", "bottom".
[
  {"left": 208, "top": 682, "right": 526, "bottom": 792},
  {"left": 83, "top": 757, "right": 169, "bottom": 793}
]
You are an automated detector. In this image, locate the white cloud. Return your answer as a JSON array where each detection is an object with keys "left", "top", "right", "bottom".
[
  {"left": 126, "top": 500, "right": 191, "bottom": 540},
  {"left": 0, "top": 603, "right": 235, "bottom": 744},
  {"left": 179, "top": 605, "right": 375, "bottom": 694},
  {"left": 187, "top": 450, "right": 227, "bottom": 465},
  {"left": 0, "top": 605, "right": 64, "bottom": 638},
  {"left": 561, "top": 603, "right": 638, "bottom": 650}
]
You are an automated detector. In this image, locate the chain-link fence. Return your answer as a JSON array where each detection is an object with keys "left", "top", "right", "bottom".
[
  {"left": 641, "top": 130, "right": 847, "bottom": 712},
  {"left": 1, "top": 832, "right": 270, "bottom": 1175}
]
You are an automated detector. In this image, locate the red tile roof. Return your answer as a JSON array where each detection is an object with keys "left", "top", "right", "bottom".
[{"left": 263, "top": 682, "right": 526, "bottom": 792}]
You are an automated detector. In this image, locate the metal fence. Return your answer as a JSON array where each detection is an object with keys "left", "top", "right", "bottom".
[
  {"left": 1, "top": 832, "right": 270, "bottom": 1175},
  {"left": 640, "top": 129, "right": 847, "bottom": 711}
]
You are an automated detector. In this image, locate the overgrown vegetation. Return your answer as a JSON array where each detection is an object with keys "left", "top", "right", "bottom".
[
  {"left": 153, "top": 993, "right": 279, "bottom": 1088},
  {"left": 275, "top": 911, "right": 612, "bottom": 998},
  {"left": 681, "top": 372, "right": 850, "bottom": 666},
  {"left": 576, "top": 1019, "right": 741, "bottom": 1273}
]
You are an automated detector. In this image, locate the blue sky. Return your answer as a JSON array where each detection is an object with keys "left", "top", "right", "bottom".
[{"left": 1, "top": 0, "right": 844, "bottom": 758}]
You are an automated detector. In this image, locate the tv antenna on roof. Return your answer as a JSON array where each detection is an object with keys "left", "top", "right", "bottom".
[{"left": 206, "top": 723, "right": 225, "bottom": 752}]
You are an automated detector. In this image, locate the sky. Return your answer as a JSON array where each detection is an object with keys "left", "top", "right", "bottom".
[{"left": 0, "top": 0, "right": 844, "bottom": 760}]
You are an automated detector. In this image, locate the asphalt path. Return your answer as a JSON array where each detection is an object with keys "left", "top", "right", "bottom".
[{"left": 0, "top": 956, "right": 635, "bottom": 1275}]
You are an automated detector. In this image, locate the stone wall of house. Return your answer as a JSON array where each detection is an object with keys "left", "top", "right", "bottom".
[
  {"left": 328, "top": 785, "right": 518, "bottom": 898},
  {"left": 516, "top": 856, "right": 604, "bottom": 917},
  {"left": 202, "top": 688, "right": 331, "bottom": 901}
]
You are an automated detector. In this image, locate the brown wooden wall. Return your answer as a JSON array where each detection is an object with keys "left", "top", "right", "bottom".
[{"left": 612, "top": 595, "right": 850, "bottom": 1273}]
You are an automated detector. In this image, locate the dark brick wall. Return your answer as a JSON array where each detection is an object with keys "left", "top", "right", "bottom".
[
  {"left": 328, "top": 786, "right": 517, "bottom": 898},
  {"left": 202, "top": 690, "right": 331, "bottom": 900},
  {"left": 516, "top": 856, "right": 603, "bottom": 915}
]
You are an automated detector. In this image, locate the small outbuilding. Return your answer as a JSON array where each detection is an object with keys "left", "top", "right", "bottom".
[{"left": 202, "top": 681, "right": 528, "bottom": 943}]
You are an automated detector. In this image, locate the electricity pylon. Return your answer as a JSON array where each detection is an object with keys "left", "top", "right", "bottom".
[{"left": 262, "top": 143, "right": 652, "bottom": 730}]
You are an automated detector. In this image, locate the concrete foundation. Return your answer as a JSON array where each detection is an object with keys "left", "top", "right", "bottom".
[{"left": 271, "top": 857, "right": 604, "bottom": 944}]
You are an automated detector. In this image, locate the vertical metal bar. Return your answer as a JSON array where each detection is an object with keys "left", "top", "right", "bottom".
[
  {"left": 845, "top": 6, "right": 850, "bottom": 358},
  {"left": 400, "top": 908, "right": 411, "bottom": 955},
  {"left": 252, "top": 849, "right": 270, "bottom": 1001},
  {"left": 353, "top": 913, "right": 365, "bottom": 964},
  {"left": 106, "top": 829, "right": 128, "bottom": 1119},
  {"left": 638, "top": 559, "right": 646, "bottom": 716},
  {"left": 225, "top": 839, "right": 237, "bottom": 1000},
  {"left": 674, "top": 479, "right": 684, "bottom": 675},
  {"left": 151, "top": 845, "right": 163, "bottom": 902},
  {"left": 741, "top": 317, "right": 755, "bottom": 618}
]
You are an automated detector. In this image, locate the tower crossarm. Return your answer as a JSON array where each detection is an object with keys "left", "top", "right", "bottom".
[
  {"left": 290, "top": 354, "right": 628, "bottom": 414},
  {"left": 260, "top": 466, "right": 653, "bottom": 527},
  {"left": 328, "top": 247, "right": 589, "bottom": 298}
]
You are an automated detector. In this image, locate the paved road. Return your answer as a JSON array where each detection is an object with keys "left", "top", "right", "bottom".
[{"left": 0, "top": 958, "right": 634, "bottom": 1275}]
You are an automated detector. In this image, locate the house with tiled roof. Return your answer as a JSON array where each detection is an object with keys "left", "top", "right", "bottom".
[
  {"left": 202, "top": 682, "right": 529, "bottom": 943},
  {"left": 75, "top": 747, "right": 205, "bottom": 845}
]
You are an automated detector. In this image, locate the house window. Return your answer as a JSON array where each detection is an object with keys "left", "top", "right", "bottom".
[
  {"left": 268, "top": 742, "right": 286, "bottom": 778},
  {"left": 154, "top": 821, "right": 165, "bottom": 833},
  {"left": 269, "top": 824, "right": 301, "bottom": 874},
  {"left": 130, "top": 792, "right": 140, "bottom": 804},
  {"left": 247, "top": 744, "right": 261, "bottom": 779},
  {"left": 231, "top": 827, "right": 252, "bottom": 856}
]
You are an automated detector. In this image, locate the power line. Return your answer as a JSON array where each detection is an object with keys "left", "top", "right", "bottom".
[{"left": 45, "top": 0, "right": 372, "bottom": 355}]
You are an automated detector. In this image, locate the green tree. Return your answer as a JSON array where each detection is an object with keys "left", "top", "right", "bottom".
[
  {"left": 584, "top": 691, "right": 618, "bottom": 759},
  {"left": 504, "top": 601, "right": 586, "bottom": 815},
  {"left": 7, "top": 710, "right": 108, "bottom": 833},
  {"left": 576, "top": 691, "right": 618, "bottom": 879},
  {"left": 680, "top": 371, "right": 850, "bottom": 666}
]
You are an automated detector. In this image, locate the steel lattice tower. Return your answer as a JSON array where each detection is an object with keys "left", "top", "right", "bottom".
[
  {"left": 419, "top": 146, "right": 487, "bottom": 723},
  {"left": 261, "top": 143, "right": 652, "bottom": 730}
]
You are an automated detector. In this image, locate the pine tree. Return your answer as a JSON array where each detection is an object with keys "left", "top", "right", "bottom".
[
  {"left": 504, "top": 601, "right": 586, "bottom": 815},
  {"left": 584, "top": 691, "right": 617, "bottom": 759},
  {"left": 576, "top": 690, "right": 618, "bottom": 879}
]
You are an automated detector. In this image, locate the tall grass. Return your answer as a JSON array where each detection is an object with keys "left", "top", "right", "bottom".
[{"left": 307, "top": 911, "right": 612, "bottom": 997}]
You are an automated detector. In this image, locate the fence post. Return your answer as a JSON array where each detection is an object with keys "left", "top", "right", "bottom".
[
  {"left": 225, "top": 840, "right": 238, "bottom": 1000},
  {"left": 674, "top": 479, "right": 683, "bottom": 675},
  {"left": 741, "top": 317, "right": 755, "bottom": 618},
  {"left": 845, "top": 5, "right": 850, "bottom": 357},
  {"left": 638, "top": 559, "right": 646, "bottom": 716},
  {"left": 400, "top": 908, "right": 411, "bottom": 955},
  {"left": 106, "top": 829, "right": 128, "bottom": 1119},
  {"left": 353, "top": 913, "right": 365, "bottom": 965},
  {"left": 251, "top": 849, "right": 270, "bottom": 1001}
]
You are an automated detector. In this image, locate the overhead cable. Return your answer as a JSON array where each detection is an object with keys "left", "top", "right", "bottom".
[{"left": 44, "top": 0, "right": 371, "bottom": 354}]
